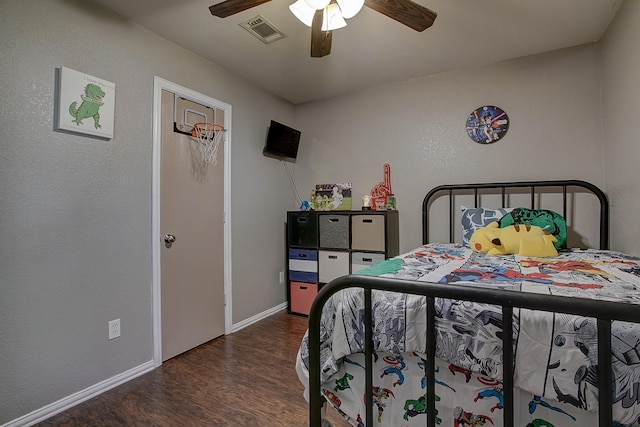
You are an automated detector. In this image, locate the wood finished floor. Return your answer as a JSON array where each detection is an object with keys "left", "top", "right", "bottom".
[{"left": 36, "top": 311, "right": 351, "bottom": 427}]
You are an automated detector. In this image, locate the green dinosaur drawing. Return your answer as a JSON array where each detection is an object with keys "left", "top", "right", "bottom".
[{"left": 69, "top": 83, "right": 105, "bottom": 129}]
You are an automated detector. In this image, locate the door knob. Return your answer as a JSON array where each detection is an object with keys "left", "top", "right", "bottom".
[{"left": 164, "top": 234, "right": 176, "bottom": 244}]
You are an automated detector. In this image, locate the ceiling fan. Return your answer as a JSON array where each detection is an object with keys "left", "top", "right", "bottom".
[{"left": 209, "top": 0, "right": 437, "bottom": 58}]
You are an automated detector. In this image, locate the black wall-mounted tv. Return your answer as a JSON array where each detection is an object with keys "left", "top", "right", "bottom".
[{"left": 263, "top": 120, "right": 301, "bottom": 161}]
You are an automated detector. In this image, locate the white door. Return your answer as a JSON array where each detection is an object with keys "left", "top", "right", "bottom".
[{"left": 159, "top": 89, "right": 226, "bottom": 361}]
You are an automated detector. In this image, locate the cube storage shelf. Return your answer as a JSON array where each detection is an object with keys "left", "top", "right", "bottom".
[{"left": 286, "top": 210, "right": 399, "bottom": 315}]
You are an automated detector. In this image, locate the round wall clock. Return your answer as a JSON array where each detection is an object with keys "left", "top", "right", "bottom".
[{"left": 466, "top": 105, "right": 509, "bottom": 144}]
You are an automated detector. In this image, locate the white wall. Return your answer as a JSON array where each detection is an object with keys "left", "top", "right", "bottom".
[
  {"left": 295, "top": 45, "right": 605, "bottom": 252},
  {"left": 600, "top": 0, "right": 640, "bottom": 255},
  {"left": 0, "top": 0, "right": 294, "bottom": 423}
]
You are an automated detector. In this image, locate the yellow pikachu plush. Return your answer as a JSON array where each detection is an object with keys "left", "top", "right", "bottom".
[{"left": 470, "top": 222, "right": 558, "bottom": 257}]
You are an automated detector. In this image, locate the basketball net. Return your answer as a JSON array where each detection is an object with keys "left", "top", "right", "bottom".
[{"left": 192, "top": 123, "right": 224, "bottom": 165}]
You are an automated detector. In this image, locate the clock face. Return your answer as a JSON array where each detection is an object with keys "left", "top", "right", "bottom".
[{"left": 466, "top": 105, "right": 509, "bottom": 144}]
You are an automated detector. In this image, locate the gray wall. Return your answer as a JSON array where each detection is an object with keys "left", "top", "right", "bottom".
[
  {"left": 600, "top": 0, "right": 640, "bottom": 255},
  {"left": 294, "top": 44, "right": 606, "bottom": 252},
  {"left": 0, "top": 0, "right": 294, "bottom": 423},
  {"left": 292, "top": 0, "right": 640, "bottom": 257}
]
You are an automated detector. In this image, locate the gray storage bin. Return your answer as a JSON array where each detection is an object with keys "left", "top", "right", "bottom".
[{"left": 319, "top": 214, "right": 349, "bottom": 249}]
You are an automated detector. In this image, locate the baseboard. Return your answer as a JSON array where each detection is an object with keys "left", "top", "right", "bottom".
[
  {"left": 6, "top": 304, "right": 287, "bottom": 426},
  {"left": 231, "top": 302, "right": 288, "bottom": 333},
  {"left": 4, "top": 361, "right": 155, "bottom": 427}
]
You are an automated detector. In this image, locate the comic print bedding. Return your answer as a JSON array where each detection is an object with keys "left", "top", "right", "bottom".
[{"left": 296, "top": 243, "right": 640, "bottom": 427}]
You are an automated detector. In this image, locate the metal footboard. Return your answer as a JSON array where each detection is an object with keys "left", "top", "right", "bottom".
[{"left": 308, "top": 275, "right": 640, "bottom": 427}]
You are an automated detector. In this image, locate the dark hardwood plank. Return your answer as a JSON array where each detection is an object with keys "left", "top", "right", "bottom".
[{"left": 35, "top": 311, "right": 351, "bottom": 426}]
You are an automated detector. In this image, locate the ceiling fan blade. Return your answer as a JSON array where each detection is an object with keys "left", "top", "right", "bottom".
[
  {"left": 364, "top": 0, "right": 436, "bottom": 32},
  {"left": 209, "top": 0, "right": 272, "bottom": 18},
  {"left": 310, "top": 9, "right": 332, "bottom": 58}
]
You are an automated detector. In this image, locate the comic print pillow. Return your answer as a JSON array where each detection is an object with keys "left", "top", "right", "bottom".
[{"left": 461, "top": 206, "right": 514, "bottom": 247}]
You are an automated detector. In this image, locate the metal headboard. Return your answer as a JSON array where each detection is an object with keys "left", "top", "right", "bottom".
[{"left": 422, "top": 179, "right": 609, "bottom": 250}]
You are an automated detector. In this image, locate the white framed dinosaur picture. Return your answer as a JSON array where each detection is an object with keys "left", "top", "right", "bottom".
[{"left": 56, "top": 66, "right": 115, "bottom": 139}]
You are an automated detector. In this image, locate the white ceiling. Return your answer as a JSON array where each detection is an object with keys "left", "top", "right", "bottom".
[{"left": 89, "top": 0, "right": 622, "bottom": 105}]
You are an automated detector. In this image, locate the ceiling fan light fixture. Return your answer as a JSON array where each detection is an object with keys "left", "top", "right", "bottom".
[
  {"left": 336, "top": 0, "right": 364, "bottom": 19},
  {"left": 304, "top": 0, "right": 331, "bottom": 10},
  {"left": 321, "top": 3, "right": 347, "bottom": 31},
  {"left": 289, "top": 0, "right": 315, "bottom": 26}
]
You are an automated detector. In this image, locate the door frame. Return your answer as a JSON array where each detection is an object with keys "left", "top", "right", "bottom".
[{"left": 151, "top": 76, "right": 232, "bottom": 367}]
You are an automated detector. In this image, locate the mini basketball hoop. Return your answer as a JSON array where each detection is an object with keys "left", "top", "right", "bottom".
[{"left": 192, "top": 122, "right": 225, "bottom": 165}]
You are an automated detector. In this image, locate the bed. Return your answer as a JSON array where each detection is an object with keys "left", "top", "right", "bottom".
[{"left": 296, "top": 180, "right": 640, "bottom": 427}]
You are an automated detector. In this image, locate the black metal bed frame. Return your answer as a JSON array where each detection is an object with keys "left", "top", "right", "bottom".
[
  {"left": 422, "top": 180, "right": 610, "bottom": 250},
  {"left": 308, "top": 180, "right": 639, "bottom": 427}
]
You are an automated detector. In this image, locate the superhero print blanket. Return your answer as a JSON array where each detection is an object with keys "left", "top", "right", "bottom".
[{"left": 296, "top": 243, "right": 640, "bottom": 426}]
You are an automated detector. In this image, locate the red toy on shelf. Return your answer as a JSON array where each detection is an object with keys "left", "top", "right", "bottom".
[{"left": 370, "top": 163, "right": 392, "bottom": 210}]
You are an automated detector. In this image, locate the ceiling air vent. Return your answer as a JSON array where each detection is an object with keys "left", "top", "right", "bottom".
[{"left": 240, "top": 15, "right": 286, "bottom": 44}]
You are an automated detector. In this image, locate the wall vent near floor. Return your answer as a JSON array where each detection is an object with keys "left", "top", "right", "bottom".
[{"left": 240, "top": 15, "right": 286, "bottom": 44}]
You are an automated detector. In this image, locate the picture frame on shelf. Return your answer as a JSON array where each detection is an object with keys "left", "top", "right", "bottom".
[{"left": 313, "top": 183, "right": 352, "bottom": 211}]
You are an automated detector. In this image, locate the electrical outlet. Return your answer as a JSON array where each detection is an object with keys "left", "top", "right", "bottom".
[
  {"left": 279, "top": 271, "right": 285, "bottom": 284},
  {"left": 108, "top": 319, "right": 121, "bottom": 340}
]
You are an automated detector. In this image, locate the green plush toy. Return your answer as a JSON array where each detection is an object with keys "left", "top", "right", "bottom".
[
  {"left": 470, "top": 222, "right": 559, "bottom": 257},
  {"left": 498, "top": 208, "right": 567, "bottom": 249}
]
